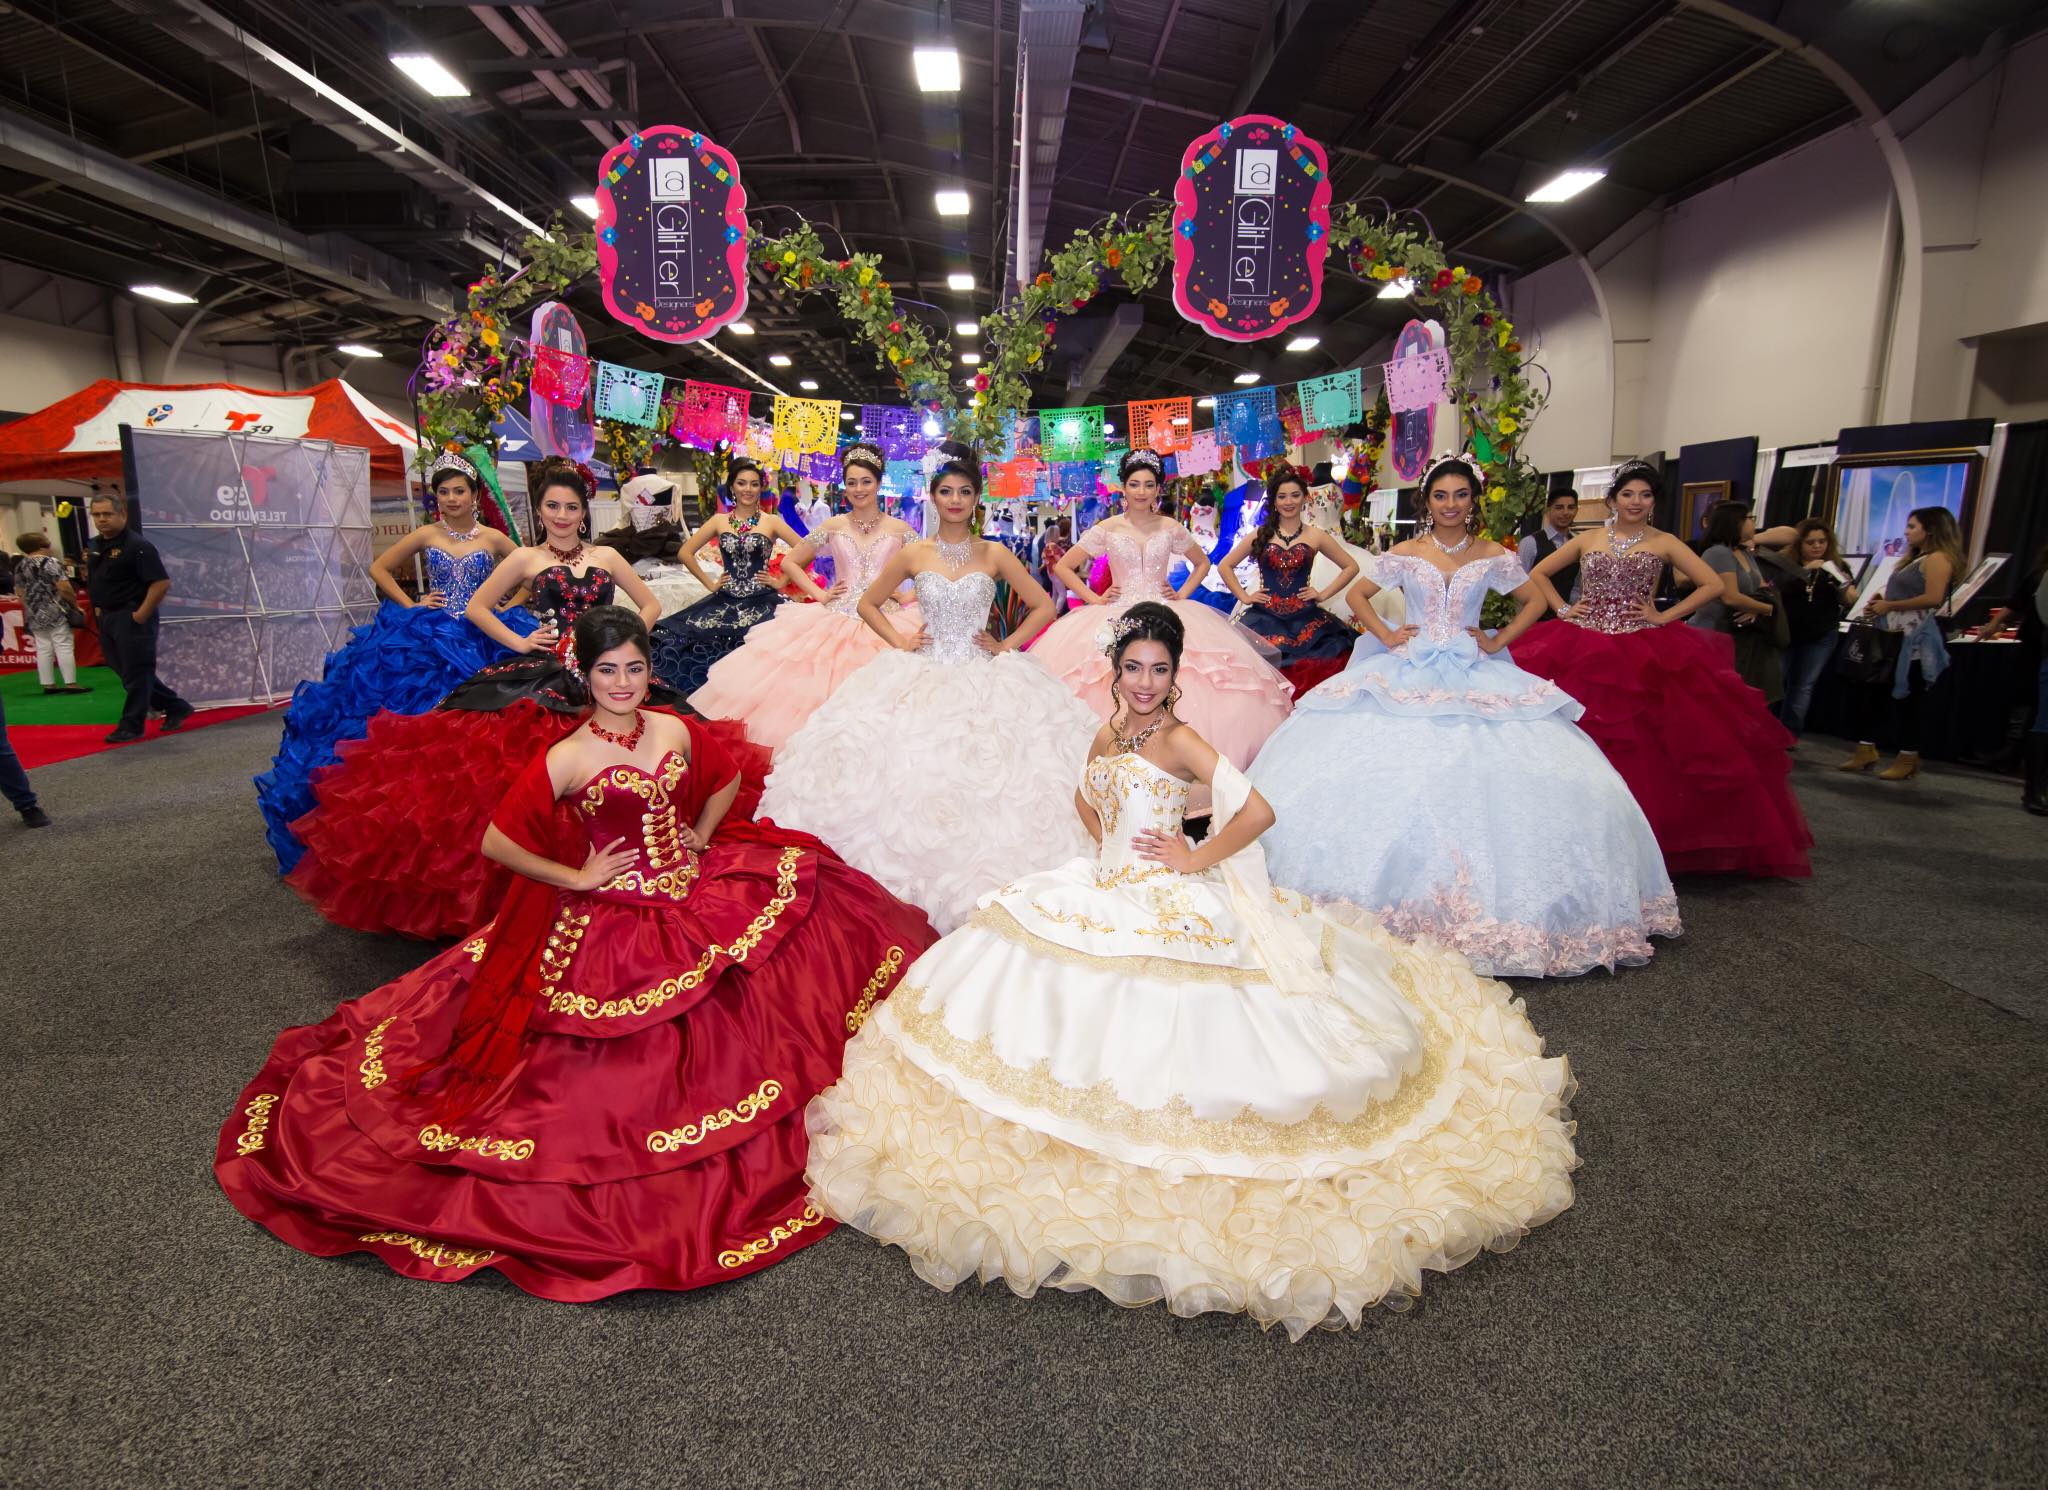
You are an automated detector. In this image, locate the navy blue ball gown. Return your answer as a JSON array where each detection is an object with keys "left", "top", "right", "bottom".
[
  {"left": 1233, "top": 538, "right": 1359, "bottom": 695},
  {"left": 254, "top": 546, "right": 538, "bottom": 873},
  {"left": 648, "top": 528, "right": 785, "bottom": 697}
]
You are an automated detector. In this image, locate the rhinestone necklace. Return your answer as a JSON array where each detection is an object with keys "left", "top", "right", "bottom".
[
  {"left": 935, "top": 534, "right": 975, "bottom": 571},
  {"left": 440, "top": 520, "right": 483, "bottom": 544},
  {"left": 849, "top": 509, "right": 884, "bottom": 537},
  {"left": 1428, "top": 527, "right": 1473, "bottom": 555},
  {"left": 544, "top": 539, "right": 586, "bottom": 565},
  {"left": 1113, "top": 711, "right": 1171, "bottom": 755},
  {"left": 588, "top": 710, "right": 645, "bottom": 749},
  {"left": 1606, "top": 519, "right": 1652, "bottom": 556}
]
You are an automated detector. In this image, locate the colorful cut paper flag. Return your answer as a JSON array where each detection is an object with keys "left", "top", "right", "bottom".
[
  {"left": 986, "top": 458, "right": 1041, "bottom": 499},
  {"left": 861, "top": 405, "right": 924, "bottom": 460},
  {"left": 1177, "top": 429, "right": 1222, "bottom": 477},
  {"left": 594, "top": 361, "right": 664, "bottom": 427},
  {"left": 1385, "top": 345, "right": 1452, "bottom": 414},
  {"left": 530, "top": 346, "right": 592, "bottom": 407},
  {"left": 1129, "top": 397, "right": 1194, "bottom": 454},
  {"left": 741, "top": 420, "right": 779, "bottom": 465},
  {"left": 773, "top": 395, "right": 842, "bottom": 455},
  {"left": 1214, "top": 386, "right": 1282, "bottom": 459},
  {"left": 1041, "top": 406, "right": 1105, "bottom": 463},
  {"left": 1051, "top": 461, "right": 1098, "bottom": 498},
  {"left": 1297, "top": 368, "right": 1362, "bottom": 430},
  {"left": 680, "top": 380, "right": 752, "bottom": 447}
]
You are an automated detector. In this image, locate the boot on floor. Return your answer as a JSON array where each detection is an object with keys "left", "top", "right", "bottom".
[
  {"left": 1838, "top": 741, "right": 1880, "bottom": 772},
  {"left": 2024, "top": 734, "right": 2048, "bottom": 816},
  {"left": 1878, "top": 751, "right": 1921, "bottom": 782}
]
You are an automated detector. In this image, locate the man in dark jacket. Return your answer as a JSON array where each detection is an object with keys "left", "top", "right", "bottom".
[{"left": 86, "top": 494, "right": 193, "bottom": 744}]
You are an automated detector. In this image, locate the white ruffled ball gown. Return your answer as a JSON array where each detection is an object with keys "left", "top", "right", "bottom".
[
  {"left": 805, "top": 748, "right": 1579, "bottom": 1339},
  {"left": 1027, "top": 517, "right": 1294, "bottom": 770},
  {"left": 687, "top": 528, "right": 923, "bottom": 749},
  {"left": 1251, "top": 551, "right": 1678, "bottom": 979},
  {"left": 757, "top": 566, "right": 1098, "bottom": 933}
]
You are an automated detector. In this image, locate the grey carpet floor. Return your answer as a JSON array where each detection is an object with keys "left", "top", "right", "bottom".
[{"left": 2, "top": 717, "right": 2043, "bottom": 1490}]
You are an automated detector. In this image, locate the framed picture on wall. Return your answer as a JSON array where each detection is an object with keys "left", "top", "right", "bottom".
[
  {"left": 1942, "top": 553, "right": 2008, "bottom": 618},
  {"left": 1679, "top": 480, "right": 1732, "bottom": 543},
  {"left": 1825, "top": 450, "right": 1984, "bottom": 564}
]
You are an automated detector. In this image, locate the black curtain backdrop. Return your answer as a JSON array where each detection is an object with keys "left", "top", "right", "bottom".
[
  {"left": 1837, "top": 419, "right": 1995, "bottom": 456},
  {"left": 1679, "top": 436, "right": 1759, "bottom": 506},
  {"left": 1978, "top": 418, "right": 2048, "bottom": 622},
  {"left": 1763, "top": 442, "right": 1835, "bottom": 528}
]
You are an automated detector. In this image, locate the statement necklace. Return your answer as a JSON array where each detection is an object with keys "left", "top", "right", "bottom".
[
  {"left": 849, "top": 509, "right": 884, "bottom": 537},
  {"left": 545, "top": 539, "right": 586, "bottom": 565},
  {"left": 440, "top": 520, "right": 482, "bottom": 544},
  {"left": 1274, "top": 524, "right": 1305, "bottom": 545},
  {"left": 589, "top": 710, "right": 645, "bottom": 749},
  {"left": 1429, "top": 526, "right": 1474, "bottom": 555},
  {"left": 1606, "top": 519, "right": 1652, "bottom": 556},
  {"left": 935, "top": 534, "right": 974, "bottom": 570},
  {"left": 730, "top": 507, "right": 763, "bottom": 533},
  {"left": 1114, "top": 710, "right": 1170, "bottom": 755}
]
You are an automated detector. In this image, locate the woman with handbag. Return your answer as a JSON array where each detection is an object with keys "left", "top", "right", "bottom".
[
  {"left": 1838, "top": 507, "right": 1963, "bottom": 782},
  {"left": 1688, "top": 502, "right": 1789, "bottom": 705},
  {"left": 11, "top": 533, "right": 89, "bottom": 695}
]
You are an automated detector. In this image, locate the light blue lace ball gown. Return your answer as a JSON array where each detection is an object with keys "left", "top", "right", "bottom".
[{"left": 1251, "top": 551, "right": 1678, "bottom": 979}]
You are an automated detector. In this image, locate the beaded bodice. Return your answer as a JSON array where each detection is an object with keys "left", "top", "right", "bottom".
[
  {"left": 574, "top": 750, "right": 700, "bottom": 904},
  {"left": 531, "top": 564, "right": 616, "bottom": 625},
  {"left": 1088, "top": 519, "right": 1188, "bottom": 602},
  {"left": 424, "top": 547, "right": 496, "bottom": 612},
  {"left": 822, "top": 530, "right": 905, "bottom": 614},
  {"left": 912, "top": 569, "right": 996, "bottom": 664},
  {"left": 1083, "top": 752, "right": 1189, "bottom": 875},
  {"left": 718, "top": 529, "right": 776, "bottom": 598},
  {"left": 1568, "top": 551, "right": 1664, "bottom": 635},
  {"left": 1380, "top": 553, "right": 1527, "bottom": 642},
  {"left": 1254, "top": 542, "right": 1318, "bottom": 611}
]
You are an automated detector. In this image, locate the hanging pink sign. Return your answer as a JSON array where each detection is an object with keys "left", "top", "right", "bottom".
[
  {"left": 593, "top": 126, "right": 750, "bottom": 343},
  {"left": 1388, "top": 318, "right": 1446, "bottom": 483},
  {"left": 1171, "top": 115, "right": 1331, "bottom": 343}
]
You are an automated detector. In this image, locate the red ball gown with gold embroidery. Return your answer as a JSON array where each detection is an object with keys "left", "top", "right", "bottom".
[{"left": 216, "top": 715, "right": 936, "bottom": 1299}]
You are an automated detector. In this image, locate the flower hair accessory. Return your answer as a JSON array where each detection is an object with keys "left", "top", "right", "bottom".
[
  {"left": 1096, "top": 612, "right": 1145, "bottom": 656},
  {"left": 428, "top": 449, "right": 480, "bottom": 485},
  {"left": 1119, "top": 448, "right": 1165, "bottom": 481},
  {"left": 571, "top": 462, "right": 598, "bottom": 500}
]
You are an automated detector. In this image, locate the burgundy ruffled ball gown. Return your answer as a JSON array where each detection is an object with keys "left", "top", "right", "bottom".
[
  {"left": 217, "top": 716, "right": 936, "bottom": 1299},
  {"left": 286, "top": 562, "right": 763, "bottom": 941},
  {"left": 1509, "top": 549, "right": 1812, "bottom": 878}
]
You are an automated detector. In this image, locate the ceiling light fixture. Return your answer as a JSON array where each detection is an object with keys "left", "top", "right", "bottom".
[
  {"left": 946, "top": 271, "right": 974, "bottom": 291},
  {"left": 336, "top": 343, "right": 382, "bottom": 358},
  {"left": 1101, "top": 422, "right": 1116, "bottom": 435},
  {"left": 768, "top": 353, "right": 793, "bottom": 367},
  {"left": 1285, "top": 335, "right": 1320, "bottom": 352},
  {"left": 130, "top": 284, "right": 198, "bottom": 305},
  {"left": 728, "top": 320, "right": 755, "bottom": 335},
  {"left": 1196, "top": 396, "right": 1216, "bottom": 409},
  {"left": 913, "top": 47, "right": 962, "bottom": 92},
  {"left": 960, "top": 352, "right": 982, "bottom": 365},
  {"left": 570, "top": 194, "right": 599, "bottom": 219},
  {"left": 934, "top": 188, "right": 970, "bottom": 216},
  {"left": 841, "top": 410, "right": 856, "bottom": 421},
  {"left": 1526, "top": 167, "right": 1605, "bottom": 203},
  {"left": 1232, "top": 372, "right": 1260, "bottom": 385},
  {"left": 390, "top": 52, "right": 469, "bottom": 98},
  {"left": 955, "top": 320, "right": 978, "bottom": 337},
  {"left": 1377, "top": 276, "right": 1415, "bottom": 299},
  {"left": 799, "top": 378, "right": 819, "bottom": 391}
]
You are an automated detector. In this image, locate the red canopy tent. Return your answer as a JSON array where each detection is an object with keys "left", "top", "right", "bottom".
[{"left": 0, "top": 376, "right": 419, "bottom": 483}]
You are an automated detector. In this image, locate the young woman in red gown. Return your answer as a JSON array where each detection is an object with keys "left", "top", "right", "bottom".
[
  {"left": 1509, "top": 459, "right": 1812, "bottom": 878},
  {"left": 216, "top": 606, "right": 935, "bottom": 1299}
]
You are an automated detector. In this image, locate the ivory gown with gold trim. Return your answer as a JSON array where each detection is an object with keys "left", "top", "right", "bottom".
[{"left": 805, "top": 749, "right": 1579, "bottom": 1339}]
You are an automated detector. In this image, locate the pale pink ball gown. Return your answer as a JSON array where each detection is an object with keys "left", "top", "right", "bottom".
[
  {"left": 688, "top": 527, "right": 922, "bottom": 749},
  {"left": 1029, "top": 517, "right": 1294, "bottom": 769}
]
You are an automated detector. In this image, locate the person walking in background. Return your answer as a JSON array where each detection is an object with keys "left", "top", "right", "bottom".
[
  {"left": 1517, "top": 489, "right": 1581, "bottom": 616},
  {"left": 1, "top": 693, "right": 50, "bottom": 827},
  {"left": 1838, "top": 506, "right": 1963, "bottom": 783},
  {"left": 12, "top": 533, "right": 89, "bottom": 695},
  {"left": 1762, "top": 519, "right": 1857, "bottom": 737},
  {"left": 86, "top": 493, "right": 193, "bottom": 745}
]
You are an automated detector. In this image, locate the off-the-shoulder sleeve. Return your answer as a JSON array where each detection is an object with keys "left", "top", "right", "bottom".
[
  {"left": 1490, "top": 552, "right": 1533, "bottom": 593},
  {"left": 1077, "top": 522, "right": 1111, "bottom": 556}
]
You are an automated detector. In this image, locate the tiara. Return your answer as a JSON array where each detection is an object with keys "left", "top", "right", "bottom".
[
  {"left": 1120, "top": 448, "right": 1165, "bottom": 478},
  {"left": 1420, "top": 449, "right": 1479, "bottom": 489},
  {"left": 842, "top": 442, "right": 886, "bottom": 470},
  {"left": 1096, "top": 612, "right": 1145, "bottom": 656},
  {"left": 428, "top": 449, "right": 479, "bottom": 484},
  {"left": 1611, "top": 457, "right": 1659, "bottom": 486}
]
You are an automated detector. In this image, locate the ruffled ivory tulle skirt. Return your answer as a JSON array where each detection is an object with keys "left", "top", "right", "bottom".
[
  {"left": 806, "top": 886, "right": 1578, "bottom": 1339},
  {"left": 689, "top": 602, "right": 923, "bottom": 750},
  {"left": 757, "top": 650, "right": 1099, "bottom": 932},
  {"left": 1027, "top": 597, "right": 1294, "bottom": 772}
]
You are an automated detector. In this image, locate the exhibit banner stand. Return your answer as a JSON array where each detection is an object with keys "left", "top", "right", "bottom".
[{"left": 120, "top": 425, "right": 376, "bottom": 706}]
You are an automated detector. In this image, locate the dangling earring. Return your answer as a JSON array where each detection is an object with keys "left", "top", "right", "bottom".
[
  {"left": 1167, "top": 684, "right": 1182, "bottom": 714},
  {"left": 1109, "top": 676, "right": 1122, "bottom": 720}
]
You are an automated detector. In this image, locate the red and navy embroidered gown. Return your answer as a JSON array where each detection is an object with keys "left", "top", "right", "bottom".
[
  {"left": 1235, "top": 540, "right": 1359, "bottom": 695},
  {"left": 285, "top": 564, "right": 761, "bottom": 941},
  {"left": 218, "top": 717, "right": 936, "bottom": 1300}
]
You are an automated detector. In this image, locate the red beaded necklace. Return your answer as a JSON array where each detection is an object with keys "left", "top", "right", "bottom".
[{"left": 588, "top": 711, "right": 644, "bottom": 749}]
